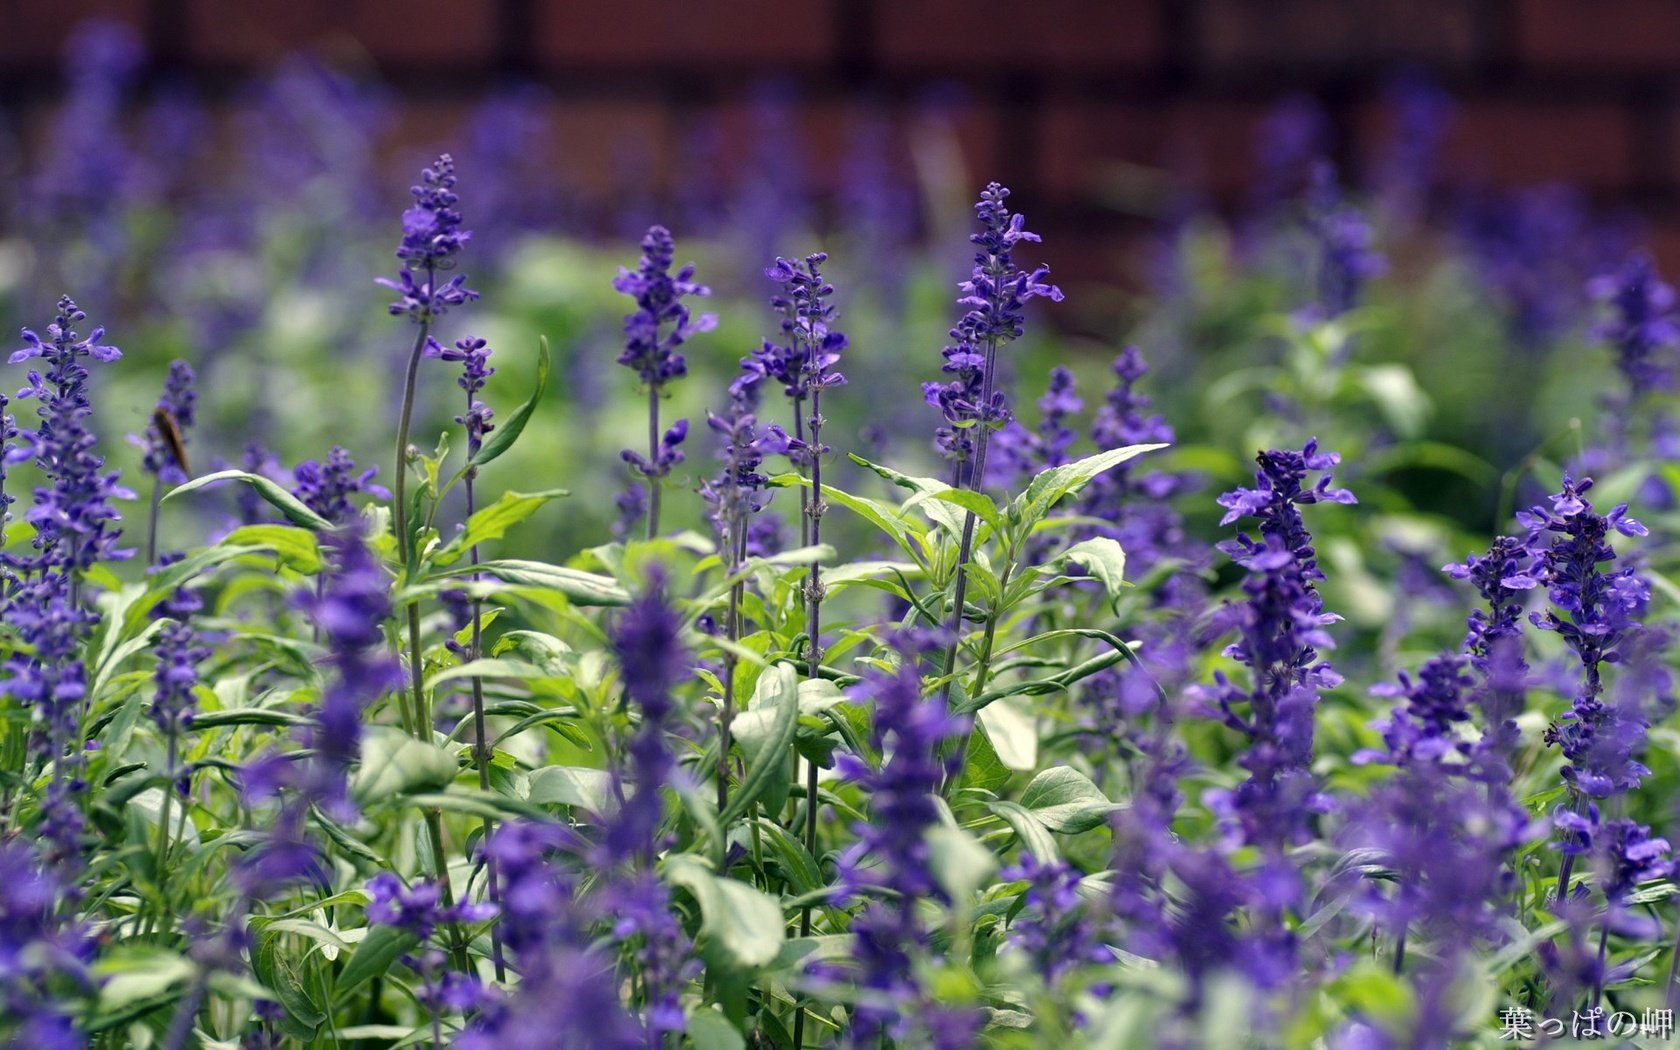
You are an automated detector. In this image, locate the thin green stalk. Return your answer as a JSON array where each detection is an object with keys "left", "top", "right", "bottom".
[
  {"left": 146, "top": 477, "right": 162, "bottom": 566},
  {"left": 150, "top": 732, "right": 179, "bottom": 935},
  {"left": 646, "top": 386, "right": 660, "bottom": 541},
  {"left": 391, "top": 284, "right": 470, "bottom": 974},
  {"left": 463, "top": 470, "right": 506, "bottom": 982}
]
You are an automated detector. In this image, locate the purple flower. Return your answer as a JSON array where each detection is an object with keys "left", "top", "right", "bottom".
[
  {"left": 1358, "top": 654, "right": 1476, "bottom": 767},
  {"left": 700, "top": 370, "right": 787, "bottom": 559},
  {"left": 1303, "top": 163, "right": 1386, "bottom": 318},
  {"left": 0, "top": 840, "right": 95, "bottom": 1048},
  {"left": 832, "top": 632, "right": 974, "bottom": 1046},
  {"left": 1587, "top": 251, "right": 1679, "bottom": 395},
  {"left": 291, "top": 446, "right": 390, "bottom": 526},
  {"left": 605, "top": 570, "right": 689, "bottom": 866},
  {"left": 297, "top": 522, "right": 403, "bottom": 820},
  {"left": 1519, "top": 475, "right": 1654, "bottom": 797},
  {"left": 1000, "top": 853, "right": 1103, "bottom": 986},
  {"left": 986, "top": 365, "right": 1081, "bottom": 487},
  {"left": 923, "top": 183, "right": 1063, "bottom": 479},
  {"left": 620, "top": 419, "right": 688, "bottom": 481},
  {"left": 10, "top": 296, "right": 133, "bottom": 574},
  {"left": 431, "top": 335, "right": 496, "bottom": 459},
  {"left": 135, "top": 360, "right": 196, "bottom": 484},
  {"left": 149, "top": 562, "right": 209, "bottom": 742},
  {"left": 378, "top": 154, "right": 477, "bottom": 320},
  {"left": 1198, "top": 443, "right": 1352, "bottom": 854},
  {"left": 614, "top": 225, "right": 714, "bottom": 391}
]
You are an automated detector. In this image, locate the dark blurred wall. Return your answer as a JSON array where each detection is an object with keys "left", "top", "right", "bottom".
[{"left": 5, "top": 0, "right": 1680, "bottom": 285}]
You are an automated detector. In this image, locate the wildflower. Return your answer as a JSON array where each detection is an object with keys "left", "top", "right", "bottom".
[
  {"left": 615, "top": 226, "right": 713, "bottom": 537},
  {"left": 986, "top": 365, "right": 1081, "bottom": 487},
  {"left": 833, "top": 632, "right": 974, "bottom": 1046},
  {"left": 10, "top": 296, "right": 132, "bottom": 573},
  {"left": 429, "top": 335, "right": 495, "bottom": 459},
  {"left": 1303, "top": 163, "right": 1386, "bottom": 319},
  {"left": 290, "top": 446, "right": 390, "bottom": 526},
  {"left": 1587, "top": 251, "right": 1678, "bottom": 395},
  {"left": 378, "top": 154, "right": 477, "bottom": 320},
  {"left": 136, "top": 360, "right": 197, "bottom": 485},
  {"left": 923, "top": 183, "right": 1062, "bottom": 481},
  {"left": 297, "top": 522, "right": 402, "bottom": 819},
  {"left": 1520, "top": 475, "right": 1652, "bottom": 798},
  {"left": 0, "top": 840, "right": 96, "bottom": 1048},
  {"left": 605, "top": 569, "right": 689, "bottom": 866},
  {"left": 1000, "top": 853, "right": 1102, "bottom": 986}
]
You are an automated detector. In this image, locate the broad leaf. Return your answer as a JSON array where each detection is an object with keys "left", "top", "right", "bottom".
[
  {"left": 665, "top": 855, "right": 785, "bottom": 970},
  {"left": 1018, "top": 766, "right": 1122, "bottom": 833},
  {"left": 472, "top": 334, "right": 551, "bottom": 467},
  {"left": 166, "top": 469, "right": 331, "bottom": 530},
  {"left": 432, "top": 489, "right": 570, "bottom": 566}
]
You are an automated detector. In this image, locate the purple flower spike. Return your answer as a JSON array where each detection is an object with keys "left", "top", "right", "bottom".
[
  {"left": 291, "top": 446, "right": 390, "bottom": 526},
  {"left": 378, "top": 154, "right": 477, "bottom": 321},
  {"left": 924, "top": 183, "right": 1062, "bottom": 479},
  {"left": 136, "top": 360, "right": 197, "bottom": 484}
]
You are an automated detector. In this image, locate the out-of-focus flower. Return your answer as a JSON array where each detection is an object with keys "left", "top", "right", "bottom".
[
  {"left": 135, "top": 360, "right": 197, "bottom": 485},
  {"left": 291, "top": 446, "right": 390, "bottom": 526}
]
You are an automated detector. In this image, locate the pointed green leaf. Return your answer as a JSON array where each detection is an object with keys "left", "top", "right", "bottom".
[
  {"left": 165, "top": 469, "right": 331, "bottom": 530},
  {"left": 431, "top": 489, "right": 570, "bottom": 567},
  {"left": 1019, "top": 766, "right": 1122, "bottom": 833},
  {"left": 1059, "top": 537, "right": 1128, "bottom": 610},
  {"left": 664, "top": 855, "right": 785, "bottom": 970},
  {"left": 471, "top": 334, "right": 551, "bottom": 467}
]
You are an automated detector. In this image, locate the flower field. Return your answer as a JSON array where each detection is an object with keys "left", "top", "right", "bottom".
[{"left": 10, "top": 20, "right": 1680, "bottom": 1050}]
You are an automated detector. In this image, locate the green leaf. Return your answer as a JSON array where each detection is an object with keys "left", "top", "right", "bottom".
[
  {"left": 472, "top": 334, "right": 551, "bottom": 467},
  {"left": 426, "top": 657, "right": 548, "bottom": 690},
  {"left": 526, "top": 765, "right": 614, "bottom": 814},
  {"left": 664, "top": 855, "right": 785, "bottom": 970},
  {"left": 958, "top": 721, "right": 1012, "bottom": 794},
  {"left": 165, "top": 469, "right": 331, "bottom": 530},
  {"left": 986, "top": 799, "right": 1060, "bottom": 861},
  {"left": 352, "top": 727, "right": 458, "bottom": 805},
  {"left": 492, "top": 630, "right": 573, "bottom": 675},
  {"left": 687, "top": 1008, "right": 747, "bottom": 1050},
  {"left": 89, "top": 948, "right": 197, "bottom": 1030},
  {"left": 221, "top": 524, "right": 323, "bottom": 573},
  {"left": 926, "top": 822, "right": 996, "bottom": 904},
  {"left": 1059, "top": 537, "right": 1127, "bottom": 610},
  {"left": 441, "top": 560, "right": 630, "bottom": 606},
  {"left": 1018, "top": 766, "right": 1122, "bottom": 833},
  {"left": 719, "top": 663, "right": 801, "bottom": 826},
  {"left": 1011, "top": 443, "right": 1167, "bottom": 527},
  {"left": 403, "top": 788, "right": 551, "bottom": 823},
  {"left": 432, "top": 489, "right": 570, "bottom": 566},
  {"left": 922, "top": 486, "right": 1004, "bottom": 536},
  {"left": 335, "top": 924, "right": 419, "bottom": 1000}
]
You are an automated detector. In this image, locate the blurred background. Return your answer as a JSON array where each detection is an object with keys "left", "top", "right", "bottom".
[{"left": 0, "top": 0, "right": 1672, "bottom": 567}]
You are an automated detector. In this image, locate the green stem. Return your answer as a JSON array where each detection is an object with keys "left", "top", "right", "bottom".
[
  {"left": 464, "top": 470, "right": 506, "bottom": 982},
  {"left": 146, "top": 476, "right": 162, "bottom": 566},
  {"left": 646, "top": 386, "right": 660, "bottom": 541},
  {"left": 390, "top": 288, "right": 469, "bottom": 974}
]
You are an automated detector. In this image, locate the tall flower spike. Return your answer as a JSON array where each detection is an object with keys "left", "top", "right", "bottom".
[
  {"left": 1587, "top": 251, "right": 1679, "bottom": 396},
  {"left": 11, "top": 296, "right": 132, "bottom": 573},
  {"left": 137, "top": 360, "right": 197, "bottom": 485},
  {"left": 605, "top": 568, "right": 689, "bottom": 865},
  {"left": 430, "top": 335, "right": 497, "bottom": 460},
  {"left": 297, "top": 522, "right": 403, "bottom": 820},
  {"left": 614, "top": 226, "right": 714, "bottom": 539},
  {"left": 1197, "top": 441, "right": 1353, "bottom": 855},
  {"left": 1303, "top": 162, "right": 1386, "bottom": 319},
  {"left": 378, "top": 154, "right": 477, "bottom": 321},
  {"left": 923, "top": 183, "right": 1063, "bottom": 482}
]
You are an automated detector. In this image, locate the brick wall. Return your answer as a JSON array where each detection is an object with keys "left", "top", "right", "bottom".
[{"left": 6, "top": 0, "right": 1680, "bottom": 284}]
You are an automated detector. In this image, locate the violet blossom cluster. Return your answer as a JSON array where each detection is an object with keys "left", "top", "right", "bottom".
[
  {"left": 1302, "top": 162, "right": 1386, "bottom": 319},
  {"left": 0, "top": 840, "right": 97, "bottom": 1049},
  {"left": 1199, "top": 441, "right": 1354, "bottom": 854},
  {"left": 430, "top": 335, "right": 496, "bottom": 460},
  {"left": 1586, "top": 251, "right": 1679, "bottom": 397},
  {"left": 761, "top": 252, "right": 848, "bottom": 468},
  {"left": 832, "top": 632, "right": 978, "bottom": 1049},
  {"left": 923, "top": 182, "right": 1063, "bottom": 481},
  {"left": 290, "top": 446, "right": 389, "bottom": 526},
  {"left": 1519, "top": 475, "right": 1655, "bottom": 800},
  {"left": 137, "top": 359, "right": 197, "bottom": 484},
  {"left": 1081, "top": 346, "right": 1195, "bottom": 575},
  {"left": 365, "top": 873, "right": 495, "bottom": 1020},
  {"left": 378, "top": 154, "right": 477, "bottom": 321},
  {"left": 614, "top": 225, "right": 714, "bottom": 534},
  {"left": 986, "top": 365, "right": 1081, "bottom": 487},
  {"left": 700, "top": 369, "right": 786, "bottom": 562}
]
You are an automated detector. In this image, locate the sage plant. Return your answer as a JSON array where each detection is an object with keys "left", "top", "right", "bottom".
[
  {"left": 615, "top": 225, "right": 714, "bottom": 540},
  {"left": 135, "top": 359, "right": 196, "bottom": 563},
  {"left": 924, "top": 183, "right": 1062, "bottom": 712}
]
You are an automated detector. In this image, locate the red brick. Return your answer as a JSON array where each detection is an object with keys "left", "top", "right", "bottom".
[
  {"left": 1515, "top": 0, "right": 1680, "bottom": 69},
  {"left": 348, "top": 0, "right": 498, "bottom": 67},
  {"left": 876, "top": 0, "right": 1161, "bottom": 72},
  {"left": 533, "top": 0, "right": 836, "bottom": 69},
  {"left": 1197, "top": 0, "right": 1477, "bottom": 70},
  {"left": 1442, "top": 101, "right": 1634, "bottom": 189},
  {"left": 184, "top": 0, "right": 344, "bottom": 63},
  {"left": 0, "top": 0, "right": 147, "bottom": 66}
]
